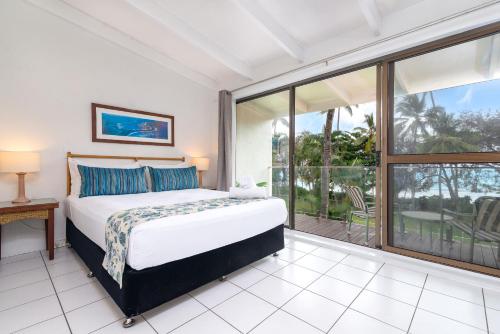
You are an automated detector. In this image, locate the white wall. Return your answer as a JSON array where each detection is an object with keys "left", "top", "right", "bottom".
[
  {"left": 0, "top": 1, "right": 218, "bottom": 257},
  {"left": 235, "top": 104, "right": 272, "bottom": 187}
]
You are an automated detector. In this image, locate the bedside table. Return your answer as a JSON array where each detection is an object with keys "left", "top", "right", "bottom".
[{"left": 0, "top": 198, "right": 59, "bottom": 260}]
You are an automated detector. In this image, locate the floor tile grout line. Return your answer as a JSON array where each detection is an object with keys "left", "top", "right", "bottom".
[
  {"left": 326, "top": 262, "right": 386, "bottom": 333},
  {"left": 0, "top": 276, "right": 51, "bottom": 295},
  {"left": 54, "top": 278, "right": 98, "bottom": 295},
  {"left": 10, "top": 314, "right": 64, "bottom": 333},
  {"left": 406, "top": 274, "right": 428, "bottom": 334},
  {"left": 0, "top": 253, "right": 42, "bottom": 266},
  {"left": 0, "top": 264, "right": 46, "bottom": 279},
  {"left": 246, "top": 253, "right": 349, "bottom": 333},
  {"left": 242, "top": 276, "right": 322, "bottom": 333},
  {"left": 277, "top": 238, "right": 492, "bottom": 332},
  {"left": 63, "top": 295, "right": 110, "bottom": 314},
  {"left": 193, "top": 249, "right": 335, "bottom": 334},
  {"left": 10, "top": 240, "right": 492, "bottom": 333},
  {"left": 0, "top": 275, "right": 52, "bottom": 294},
  {"left": 415, "top": 305, "right": 489, "bottom": 332},
  {"left": 87, "top": 316, "right": 131, "bottom": 334},
  {"left": 208, "top": 309, "right": 245, "bottom": 334},
  {"left": 40, "top": 250, "right": 74, "bottom": 334},
  {"left": 141, "top": 314, "right": 160, "bottom": 334},
  {"left": 361, "top": 287, "right": 420, "bottom": 308},
  {"left": 163, "top": 309, "right": 210, "bottom": 334},
  {"left": 482, "top": 288, "right": 490, "bottom": 334},
  {"left": 422, "top": 286, "right": 487, "bottom": 307},
  {"left": 375, "top": 272, "right": 426, "bottom": 288},
  {"left": 0, "top": 289, "right": 56, "bottom": 314},
  {"left": 48, "top": 267, "right": 88, "bottom": 280}
]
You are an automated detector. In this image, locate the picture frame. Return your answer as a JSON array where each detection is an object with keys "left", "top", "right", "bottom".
[{"left": 92, "top": 103, "right": 174, "bottom": 146}]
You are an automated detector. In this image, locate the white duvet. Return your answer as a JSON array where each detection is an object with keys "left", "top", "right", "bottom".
[{"left": 66, "top": 189, "right": 287, "bottom": 270}]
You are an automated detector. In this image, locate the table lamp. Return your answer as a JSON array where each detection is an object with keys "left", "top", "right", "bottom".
[
  {"left": 0, "top": 151, "right": 40, "bottom": 203},
  {"left": 191, "top": 157, "right": 209, "bottom": 188}
]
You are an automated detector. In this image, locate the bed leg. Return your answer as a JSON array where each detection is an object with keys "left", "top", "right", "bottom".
[
  {"left": 272, "top": 253, "right": 279, "bottom": 257},
  {"left": 67, "top": 243, "right": 71, "bottom": 248},
  {"left": 122, "top": 318, "right": 136, "bottom": 328},
  {"left": 218, "top": 275, "right": 227, "bottom": 282},
  {"left": 86, "top": 271, "right": 94, "bottom": 278}
]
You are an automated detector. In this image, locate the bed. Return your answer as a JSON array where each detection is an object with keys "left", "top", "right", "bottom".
[{"left": 64, "top": 153, "right": 287, "bottom": 328}]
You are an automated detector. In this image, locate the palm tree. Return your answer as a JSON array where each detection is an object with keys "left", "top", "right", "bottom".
[
  {"left": 353, "top": 113, "right": 376, "bottom": 154},
  {"left": 320, "top": 108, "right": 335, "bottom": 220},
  {"left": 394, "top": 93, "right": 431, "bottom": 153},
  {"left": 272, "top": 117, "right": 290, "bottom": 198},
  {"left": 396, "top": 93, "right": 442, "bottom": 209},
  {"left": 320, "top": 105, "right": 355, "bottom": 220},
  {"left": 336, "top": 105, "right": 354, "bottom": 131}
]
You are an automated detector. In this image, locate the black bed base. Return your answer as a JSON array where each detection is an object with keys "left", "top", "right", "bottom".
[{"left": 66, "top": 219, "right": 284, "bottom": 317}]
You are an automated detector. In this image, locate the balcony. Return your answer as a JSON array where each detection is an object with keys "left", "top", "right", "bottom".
[{"left": 271, "top": 166, "right": 500, "bottom": 268}]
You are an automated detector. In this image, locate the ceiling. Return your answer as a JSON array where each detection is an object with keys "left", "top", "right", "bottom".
[{"left": 28, "top": 0, "right": 498, "bottom": 90}]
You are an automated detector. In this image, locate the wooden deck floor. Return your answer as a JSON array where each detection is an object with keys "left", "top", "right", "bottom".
[
  {"left": 293, "top": 214, "right": 500, "bottom": 269},
  {"left": 294, "top": 214, "right": 376, "bottom": 248},
  {"left": 392, "top": 231, "right": 500, "bottom": 269}
]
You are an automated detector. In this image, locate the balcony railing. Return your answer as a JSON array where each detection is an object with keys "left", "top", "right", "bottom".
[{"left": 269, "top": 165, "right": 375, "bottom": 221}]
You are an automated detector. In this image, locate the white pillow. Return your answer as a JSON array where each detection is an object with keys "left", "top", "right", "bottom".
[
  {"left": 68, "top": 158, "right": 141, "bottom": 196},
  {"left": 139, "top": 162, "right": 192, "bottom": 191},
  {"left": 139, "top": 162, "right": 191, "bottom": 168}
]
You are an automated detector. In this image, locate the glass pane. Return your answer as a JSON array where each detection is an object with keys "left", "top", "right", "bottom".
[
  {"left": 294, "top": 66, "right": 377, "bottom": 247},
  {"left": 392, "top": 33, "right": 500, "bottom": 154},
  {"left": 235, "top": 91, "right": 290, "bottom": 225},
  {"left": 389, "top": 163, "right": 500, "bottom": 269}
]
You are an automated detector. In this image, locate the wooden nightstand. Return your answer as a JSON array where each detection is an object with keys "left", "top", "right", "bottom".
[{"left": 0, "top": 198, "right": 59, "bottom": 260}]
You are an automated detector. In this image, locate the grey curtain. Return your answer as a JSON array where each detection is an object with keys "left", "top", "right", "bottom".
[{"left": 217, "top": 90, "right": 232, "bottom": 191}]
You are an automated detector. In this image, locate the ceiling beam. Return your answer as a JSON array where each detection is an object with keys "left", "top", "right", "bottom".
[
  {"left": 323, "top": 79, "right": 351, "bottom": 105},
  {"left": 26, "top": 0, "right": 218, "bottom": 90},
  {"left": 357, "top": 0, "right": 382, "bottom": 36},
  {"left": 233, "top": 0, "right": 304, "bottom": 62},
  {"left": 127, "top": 0, "right": 253, "bottom": 80}
]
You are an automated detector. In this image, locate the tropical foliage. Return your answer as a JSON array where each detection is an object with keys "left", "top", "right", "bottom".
[{"left": 271, "top": 90, "right": 499, "bottom": 221}]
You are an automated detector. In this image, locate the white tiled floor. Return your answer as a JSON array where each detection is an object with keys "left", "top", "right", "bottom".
[{"left": 0, "top": 233, "right": 498, "bottom": 333}]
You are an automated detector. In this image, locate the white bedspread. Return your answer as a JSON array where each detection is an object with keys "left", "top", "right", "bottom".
[{"left": 66, "top": 189, "right": 287, "bottom": 270}]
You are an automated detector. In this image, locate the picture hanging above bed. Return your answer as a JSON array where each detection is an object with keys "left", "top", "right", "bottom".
[{"left": 92, "top": 103, "right": 174, "bottom": 146}]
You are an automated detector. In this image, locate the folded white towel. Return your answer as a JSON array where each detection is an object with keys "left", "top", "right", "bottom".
[
  {"left": 229, "top": 186, "right": 268, "bottom": 199},
  {"left": 238, "top": 176, "right": 256, "bottom": 189}
]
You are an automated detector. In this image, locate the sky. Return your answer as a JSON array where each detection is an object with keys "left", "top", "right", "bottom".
[
  {"left": 430, "top": 78, "right": 500, "bottom": 116},
  {"left": 294, "top": 102, "right": 376, "bottom": 135},
  {"left": 277, "top": 78, "right": 500, "bottom": 136}
]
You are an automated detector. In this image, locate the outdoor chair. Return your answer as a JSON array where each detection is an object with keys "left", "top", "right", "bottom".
[
  {"left": 442, "top": 196, "right": 500, "bottom": 261},
  {"left": 344, "top": 185, "right": 375, "bottom": 245}
]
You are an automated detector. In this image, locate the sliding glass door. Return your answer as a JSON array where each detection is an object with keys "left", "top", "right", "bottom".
[
  {"left": 384, "top": 31, "right": 500, "bottom": 272},
  {"left": 235, "top": 66, "right": 380, "bottom": 248},
  {"left": 292, "top": 66, "right": 379, "bottom": 247},
  {"left": 235, "top": 90, "right": 290, "bottom": 226}
]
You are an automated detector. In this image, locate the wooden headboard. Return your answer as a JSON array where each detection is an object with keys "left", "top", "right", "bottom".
[{"left": 66, "top": 152, "right": 186, "bottom": 196}]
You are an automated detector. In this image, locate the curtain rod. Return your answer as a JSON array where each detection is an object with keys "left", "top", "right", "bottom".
[{"left": 230, "top": 1, "right": 499, "bottom": 94}]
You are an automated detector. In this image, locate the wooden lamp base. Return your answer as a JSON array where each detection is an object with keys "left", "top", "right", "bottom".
[
  {"left": 197, "top": 171, "right": 204, "bottom": 188},
  {"left": 12, "top": 172, "right": 31, "bottom": 204}
]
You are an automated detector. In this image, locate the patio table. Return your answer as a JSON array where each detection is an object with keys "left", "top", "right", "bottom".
[{"left": 400, "top": 211, "right": 453, "bottom": 248}]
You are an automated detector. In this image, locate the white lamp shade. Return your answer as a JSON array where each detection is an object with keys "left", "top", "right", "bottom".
[
  {"left": 191, "top": 157, "right": 209, "bottom": 171},
  {"left": 0, "top": 151, "right": 40, "bottom": 173}
]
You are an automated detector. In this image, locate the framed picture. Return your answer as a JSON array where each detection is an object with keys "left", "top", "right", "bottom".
[{"left": 92, "top": 103, "right": 174, "bottom": 146}]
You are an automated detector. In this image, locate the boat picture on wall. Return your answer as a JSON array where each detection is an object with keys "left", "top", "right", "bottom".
[{"left": 92, "top": 103, "right": 174, "bottom": 146}]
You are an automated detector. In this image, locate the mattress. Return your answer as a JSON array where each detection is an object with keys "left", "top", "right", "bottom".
[{"left": 66, "top": 189, "right": 287, "bottom": 270}]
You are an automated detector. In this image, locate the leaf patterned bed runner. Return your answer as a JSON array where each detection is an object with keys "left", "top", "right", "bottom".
[{"left": 103, "top": 197, "right": 265, "bottom": 287}]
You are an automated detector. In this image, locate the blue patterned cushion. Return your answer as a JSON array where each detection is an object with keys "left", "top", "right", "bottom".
[
  {"left": 149, "top": 166, "right": 198, "bottom": 192},
  {"left": 78, "top": 166, "right": 148, "bottom": 198}
]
